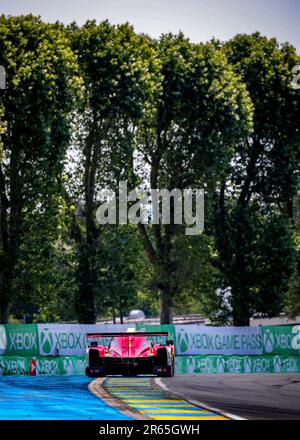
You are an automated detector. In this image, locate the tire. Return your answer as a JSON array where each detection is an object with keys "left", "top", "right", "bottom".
[
  {"left": 88, "top": 349, "right": 104, "bottom": 368},
  {"left": 154, "top": 361, "right": 175, "bottom": 377},
  {"left": 166, "top": 359, "right": 175, "bottom": 377},
  {"left": 154, "top": 348, "right": 175, "bottom": 377},
  {"left": 154, "top": 347, "right": 168, "bottom": 366}
]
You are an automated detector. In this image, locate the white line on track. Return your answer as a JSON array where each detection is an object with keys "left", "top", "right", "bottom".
[{"left": 154, "top": 377, "right": 246, "bottom": 421}]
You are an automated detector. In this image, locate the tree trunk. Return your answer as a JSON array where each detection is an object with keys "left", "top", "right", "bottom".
[
  {"left": 75, "top": 286, "right": 96, "bottom": 324},
  {"left": 0, "top": 160, "right": 19, "bottom": 325},
  {"left": 159, "top": 287, "right": 173, "bottom": 324},
  {"left": 232, "top": 311, "right": 250, "bottom": 327},
  {"left": 0, "top": 265, "right": 13, "bottom": 324},
  {"left": 0, "top": 296, "right": 9, "bottom": 324},
  {"left": 231, "top": 283, "right": 251, "bottom": 326},
  {"left": 230, "top": 206, "right": 252, "bottom": 327},
  {"left": 75, "top": 248, "right": 96, "bottom": 324}
]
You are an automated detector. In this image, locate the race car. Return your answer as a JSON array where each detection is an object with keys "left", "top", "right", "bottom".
[{"left": 85, "top": 331, "right": 175, "bottom": 377}]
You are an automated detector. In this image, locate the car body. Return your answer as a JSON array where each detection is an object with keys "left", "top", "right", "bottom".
[{"left": 85, "top": 331, "right": 175, "bottom": 377}]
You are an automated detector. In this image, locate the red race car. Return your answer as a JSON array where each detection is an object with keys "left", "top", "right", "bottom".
[{"left": 85, "top": 331, "right": 175, "bottom": 377}]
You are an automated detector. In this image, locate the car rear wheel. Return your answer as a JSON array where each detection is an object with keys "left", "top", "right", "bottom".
[
  {"left": 162, "top": 359, "right": 175, "bottom": 377},
  {"left": 168, "top": 359, "right": 175, "bottom": 377},
  {"left": 154, "top": 348, "right": 175, "bottom": 377}
]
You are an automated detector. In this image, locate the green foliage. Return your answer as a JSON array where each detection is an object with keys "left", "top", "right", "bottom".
[
  {"left": 96, "top": 225, "right": 145, "bottom": 321},
  {"left": 0, "top": 18, "right": 298, "bottom": 325},
  {"left": 11, "top": 203, "right": 77, "bottom": 323},
  {"left": 70, "top": 20, "right": 160, "bottom": 119},
  {"left": 225, "top": 33, "right": 300, "bottom": 208},
  {"left": 171, "top": 234, "right": 225, "bottom": 320},
  {"left": 134, "top": 33, "right": 253, "bottom": 323},
  {"left": 65, "top": 21, "right": 160, "bottom": 323},
  {"left": 285, "top": 203, "right": 300, "bottom": 318},
  {"left": 211, "top": 33, "right": 300, "bottom": 324},
  {"left": 285, "top": 259, "right": 300, "bottom": 318},
  {"left": 0, "top": 15, "right": 80, "bottom": 322}
]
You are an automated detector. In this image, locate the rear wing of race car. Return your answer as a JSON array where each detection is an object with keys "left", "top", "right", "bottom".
[{"left": 86, "top": 332, "right": 169, "bottom": 338}]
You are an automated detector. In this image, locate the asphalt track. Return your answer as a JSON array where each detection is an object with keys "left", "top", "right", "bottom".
[
  {"left": 162, "top": 373, "right": 300, "bottom": 420},
  {"left": 0, "top": 376, "right": 131, "bottom": 420},
  {"left": 1, "top": 373, "right": 300, "bottom": 420}
]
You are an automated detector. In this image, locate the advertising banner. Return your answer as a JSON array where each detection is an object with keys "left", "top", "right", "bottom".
[
  {"left": 0, "top": 355, "right": 86, "bottom": 376},
  {"left": 0, "top": 325, "right": 6, "bottom": 355},
  {"left": 175, "top": 325, "right": 263, "bottom": 355},
  {"left": 37, "top": 324, "right": 129, "bottom": 356},
  {"left": 175, "top": 354, "right": 300, "bottom": 375},
  {"left": 262, "top": 325, "right": 300, "bottom": 355},
  {"left": 0, "top": 356, "right": 30, "bottom": 375},
  {"left": 1, "top": 354, "right": 300, "bottom": 376},
  {"left": 35, "top": 356, "right": 87, "bottom": 375},
  {"left": 0, "top": 323, "right": 299, "bottom": 357},
  {"left": 1, "top": 324, "right": 39, "bottom": 356}
]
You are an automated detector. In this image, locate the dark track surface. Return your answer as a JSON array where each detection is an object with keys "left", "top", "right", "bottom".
[{"left": 162, "top": 373, "right": 300, "bottom": 420}]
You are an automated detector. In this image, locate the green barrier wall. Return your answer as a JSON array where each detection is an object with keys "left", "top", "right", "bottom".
[
  {"left": 0, "top": 324, "right": 39, "bottom": 356},
  {"left": 262, "top": 325, "right": 300, "bottom": 355},
  {"left": 175, "top": 354, "right": 300, "bottom": 374},
  {"left": 1, "top": 354, "right": 300, "bottom": 376},
  {"left": 0, "top": 355, "right": 86, "bottom": 376}
]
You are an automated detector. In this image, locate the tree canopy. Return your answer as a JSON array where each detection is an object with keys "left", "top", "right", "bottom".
[{"left": 0, "top": 16, "right": 299, "bottom": 325}]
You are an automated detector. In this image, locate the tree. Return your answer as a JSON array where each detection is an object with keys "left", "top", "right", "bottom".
[
  {"left": 212, "top": 33, "right": 300, "bottom": 325},
  {"left": 1, "top": 18, "right": 298, "bottom": 327},
  {"left": 0, "top": 15, "right": 79, "bottom": 323},
  {"left": 134, "top": 33, "right": 252, "bottom": 323},
  {"left": 11, "top": 200, "right": 77, "bottom": 323},
  {"left": 285, "top": 191, "right": 300, "bottom": 318},
  {"left": 96, "top": 225, "right": 145, "bottom": 323},
  {"left": 67, "top": 21, "right": 159, "bottom": 323}
]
